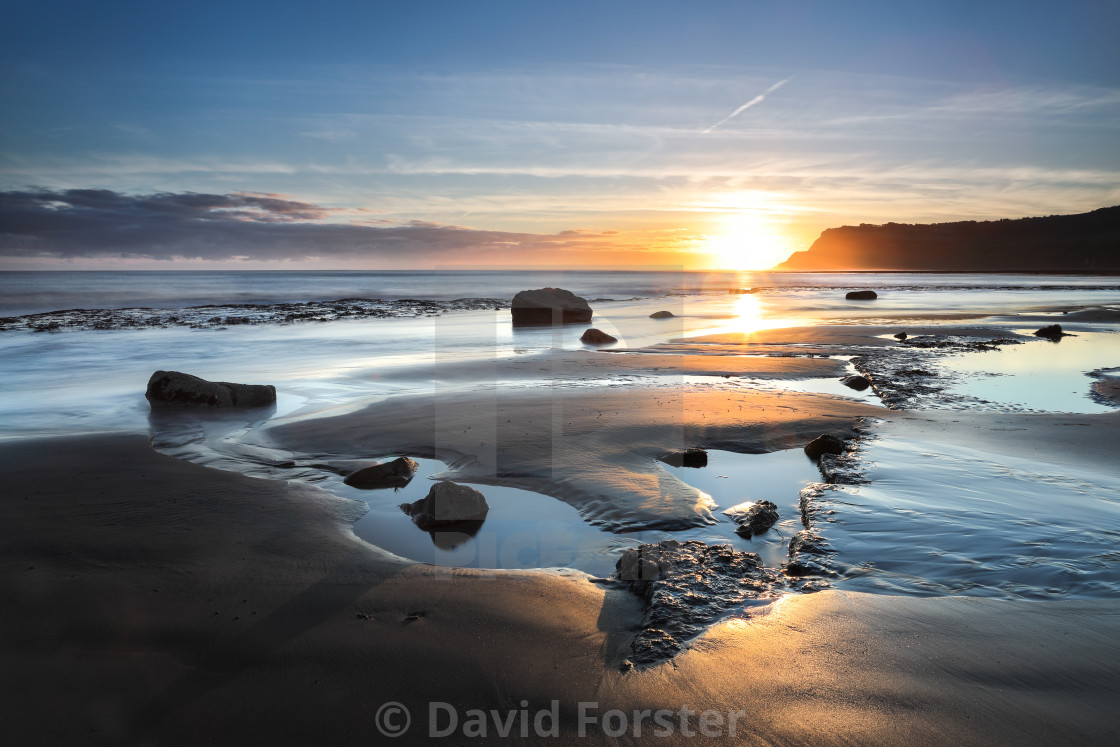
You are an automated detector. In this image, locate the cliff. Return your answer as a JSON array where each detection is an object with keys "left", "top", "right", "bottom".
[{"left": 776, "top": 206, "right": 1120, "bottom": 272}]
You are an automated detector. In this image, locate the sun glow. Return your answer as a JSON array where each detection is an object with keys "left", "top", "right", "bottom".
[{"left": 703, "top": 216, "right": 794, "bottom": 271}]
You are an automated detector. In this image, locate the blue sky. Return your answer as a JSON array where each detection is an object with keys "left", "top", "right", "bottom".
[{"left": 2, "top": 1, "right": 1118, "bottom": 269}]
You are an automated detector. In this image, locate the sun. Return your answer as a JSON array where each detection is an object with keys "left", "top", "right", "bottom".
[{"left": 702, "top": 216, "right": 794, "bottom": 271}]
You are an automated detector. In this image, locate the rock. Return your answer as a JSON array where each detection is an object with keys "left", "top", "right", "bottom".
[
  {"left": 724, "top": 500, "right": 780, "bottom": 538},
  {"left": 894, "top": 332, "right": 908, "bottom": 341},
  {"left": 145, "top": 370, "right": 275, "bottom": 408},
  {"left": 804, "top": 434, "right": 845, "bottom": 460},
  {"left": 1034, "top": 324, "right": 1065, "bottom": 341},
  {"left": 658, "top": 447, "right": 707, "bottom": 468},
  {"left": 615, "top": 540, "right": 783, "bottom": 666},
  {"left": 510, "top": 288, "right": 592, "bottom": 326},
  {"left": 844, "top": 290, "right": 878, "bottom": 300},
  {"left": 840, "top": 374, "right": 871, "bottom": 391},
  {"left": 400, "top": 480, "right": 489, "bottom": 529},
  {"left": 649, "top": 310, "right": 675, "bottom": 319},
  {"left": 580, "top": 328, "right": 618, "bottom": 344},
  {"left": 343, "top": 457, "right": 420, "bottom": 489}
]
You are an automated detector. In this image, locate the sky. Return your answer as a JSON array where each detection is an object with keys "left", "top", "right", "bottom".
[{"left": 1, "top": 0, "right": 1118, "bottom": 270}]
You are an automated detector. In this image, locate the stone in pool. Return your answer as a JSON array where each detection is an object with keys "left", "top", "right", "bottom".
[
  {"left": 840, "top": 374, "right": 871, "bottom": 391},
  {"left": 649, "top": 310, "right": 675, "bottom": 319},
  {"left": 845, "top": 290, "right": 878, "bottom": 300},
  {"left": 344, "top": 457, "right": 419, "bottom": 489},
  {"left": 401, "top": 480, "right": 490, "bottom": 530},
  {"left": 1034, "top": 324, "right": 1066, "bottom": 341},
  {"left": 725, "top": 500, "right": 780, "bottom": 538}
]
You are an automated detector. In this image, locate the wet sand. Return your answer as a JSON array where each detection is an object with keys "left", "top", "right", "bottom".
[{"left": 3, "top": 320, "right": 1120, "bottom": 744}]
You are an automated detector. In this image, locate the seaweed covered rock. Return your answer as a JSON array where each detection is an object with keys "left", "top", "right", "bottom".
[
  {"left": 145, "top": 370, "right": 276, "bottom": 408},
  {"left": 615, "top": 540, "right": 783, "bottom": 666},
  {"left": 510, "top": 288, "right": 592, "bottom": 326},
  {"left": 400, "top": 480, "right": 489, "bottom": 529},
  {"left": 344, "top": 457, "right": 420, "bottom": 489}
]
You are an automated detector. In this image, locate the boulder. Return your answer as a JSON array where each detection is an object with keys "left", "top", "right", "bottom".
[
  {"left": 894, "top": 332, "right": 908, "bottom": 341},
  {"left": 658, "top": 447, "right": 708, "bottom": 468},
  {"left": 1034, "top": 324, "right": 1065, "bottom": 341},
  {"left": 649, "top": 310, "right": 675, "bottom": 319},
  {"left": 343, "top": 457, "right": 420, "bottom": 489},
  {"left": 844, "top": 290, "right": 878, "bottom": 300},
  {"left": 725, "top": 500, "right": 780, "bottom": 538},
  {"left": 804, "top": 434, "right": 845, "bottom": 460},
  {"left": 400, "top": 480, "right": 489, "bottom": 529},
  {"left": 840, "top": 374, "right": 871, "bottom": 391},
  {"left": 580, "top": 328, "right": 618, "bottom": 344},
  {"left": 510, "top": 288, "right": 592, "bottom": 326},
  {"left": 145, "top": 370, "right": 275, "bottom": 408}
]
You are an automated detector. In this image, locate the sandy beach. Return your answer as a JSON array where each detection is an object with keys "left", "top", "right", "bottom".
[{"left": 4, "top": 304, "right": 1120, "bottom": 744}]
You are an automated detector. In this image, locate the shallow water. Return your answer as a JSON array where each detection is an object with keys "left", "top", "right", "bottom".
[
  {"left": 815, "top": 436, "right": 1120, "bottom": 599},
  {"left": 4, "top": 270, "right": 1120, "bottom": 602}
]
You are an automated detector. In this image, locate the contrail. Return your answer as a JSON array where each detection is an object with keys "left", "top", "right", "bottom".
[{"left": 703, "top": 78, "right": 791, "bottom": 133}]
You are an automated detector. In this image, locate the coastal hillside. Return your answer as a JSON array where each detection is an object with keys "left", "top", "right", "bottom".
[{"left": 777, "top": 206, "right": 1120, "bottom": 272}]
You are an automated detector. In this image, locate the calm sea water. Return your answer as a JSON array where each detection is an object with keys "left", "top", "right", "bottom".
[{"left": 2, "top": 270, "right": 1119, "bottom": 600}]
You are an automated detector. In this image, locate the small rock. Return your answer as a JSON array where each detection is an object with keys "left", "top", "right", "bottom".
[
  {"left": 343, "top": 456, "right": 420, "bottom": 489},
  {"left": 580, "top": 328, "right": 618, "bottom": 344},
  {"left": 804, "top": 434, "right": 845, "bottom": 460},
  {"left": 145, "top": 370, "right": 276, "bottom": 408},
  {"left": 649, "top": 310, "right": 675, "bottom": 319},
  {"left": 725, "top": 500, "right": 780, "bottom": 538},
  {"left": 510, "top": 288, "right": 593, "bottom": 326},
  {"left": 400, "top": 480, "right": 489, "bottom": 529},
  {"left": 840, "top": 374, "right": 871, "bottom": 391},
  {"left": 845, "top": 290, "right": 878, "bottom": 300},
  {"left": 894, "top": 332, "right": 908, "bottom": 341},
  {"left": 1034, "top": 324, "right": 1065, "bottom": 341},
  {"left": 658, "top": 447, "right": 707, "bottom": 468}
]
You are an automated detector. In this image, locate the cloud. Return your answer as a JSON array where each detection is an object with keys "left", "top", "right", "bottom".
[
  {"left": 0, "top": 188, "right": 635, "bottom": 263},
  {"left": 703, "top": 78, "right": 791, "bottom": 133}
]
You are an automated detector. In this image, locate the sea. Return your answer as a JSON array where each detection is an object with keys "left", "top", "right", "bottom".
[{"left": 3, "top": 270, "right": 1119, "bottom": 600}]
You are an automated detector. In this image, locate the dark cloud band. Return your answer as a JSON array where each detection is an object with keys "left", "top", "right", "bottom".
[{"left": 0, "top": 188, "right": 567, "bottom": 261}]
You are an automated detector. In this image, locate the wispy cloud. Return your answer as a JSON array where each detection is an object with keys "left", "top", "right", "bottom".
[{"left": 703, "top": 78, "right": 791, "bottom": 133}]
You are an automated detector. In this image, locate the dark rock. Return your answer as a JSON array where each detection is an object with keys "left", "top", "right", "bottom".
[
  {"left": 804, "top": 434, "right": 845, "bottom": 460},
  {"left": 840, "top": 374, "right": 871, "bottom": 391},
  {"left": 894, "top": 332, "right": 908, "bottom": 341},
  {"left": 580, "top": 328, "right": 618, "bottom": 344},
  {"left": 844, "top": 290, "right": 878, "bottom": 300},
  {"left": 510, "top": 288, "right": 593, "bottom": 326},
  {"left": 784, "top": 529, "right": 838, "bottom": 578},
  {"left": 400, "top": 480, "right": 489, "bottom": 529},
  {"left": 1034, "top": 324, "right": 1065, "bottom": 341},
  {"left": 343, "top": 457, "right": 420, "bottom": 489},
  {"left": 649, "top": 310, "right": 675, "bottom": 319},
  {"left": 725, "top": 500, "right": 780, "bottom": 538},
  {"left": 615, "top": 540, "right": 783, "bottom": 666},
  {"left": 658, "top": 447, "right": 707, "bottom": 468},
  {"left": 145, "top": 370, "right": 276, "bottom": 408}
]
